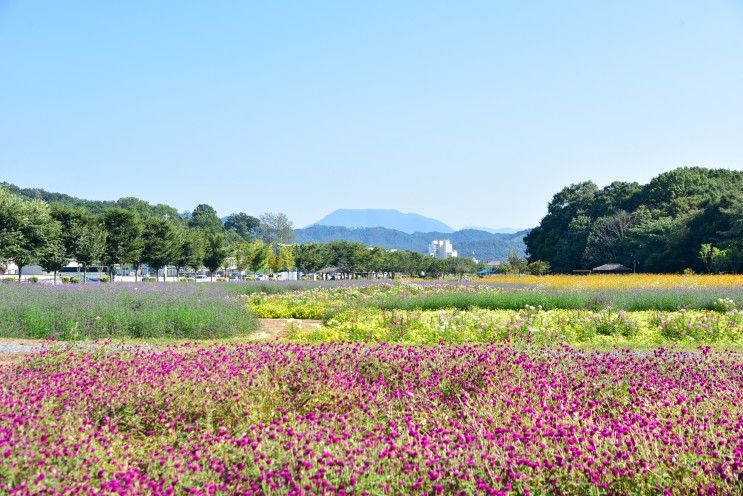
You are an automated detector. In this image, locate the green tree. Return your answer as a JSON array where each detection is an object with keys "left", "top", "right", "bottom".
[
  {"left": 583, "top": 210, "right": 637, "bottom": 270},
  {"left": 49, "top": 204, "right": 86, "bottom": 262},
  {"left": 202, "top": 231, "right": 228, "bottom": 281},
  {"left": 189, "top": 204, "right": 223, "bottom": 233},
  {"left": 102, "top": 208, "right": 144, "bottom": 281},
  {"left": 39, "top": 237, "right": 67, "bottom": 284},
  {"left": 142, "top": 217, "right": 178, "bottom": 281},
  {"left": 447, "top": 256, "right": 477, "bottom": 280},
  {"left": 277, "top": 244, "right": 295, "bottom": 273},
  {"left": 527, "top": 260, "right": 551, "bottom": 275},
  {"left": 73, "top": 219, "right": 106, "bottom": 283},
  {"left": 526, "top": 168, "right": 743, "bottom": 273},
  {"left": 173, "top": 228, "right": 205, "bottom": 279},
  {"left": 224, "top": 213, "right": 260, "bottom": 241},
  {"left": 0, "top": 188, "right": 63, "bottom": 282},
  {"left": 293, "top": 243, "right": 329, "bottom": 276},
  {"left": 259, "top": 212, "right": 294, "bottom": 245}
]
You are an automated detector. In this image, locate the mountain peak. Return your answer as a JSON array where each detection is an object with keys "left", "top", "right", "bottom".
[{"left": 311, "top": 209, "right": 454, "bottom": 234}]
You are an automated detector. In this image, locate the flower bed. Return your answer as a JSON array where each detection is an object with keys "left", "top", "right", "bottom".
[
  {"left": 286, "top": 307, "right": 743, "bottom": 346},
  {"left": 1, "top": 344, "right": 740, "bottom": 494}
]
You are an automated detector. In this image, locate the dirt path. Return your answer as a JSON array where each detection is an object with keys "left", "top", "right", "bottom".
[
  {"left": 250, "top": 319, "right": 323, "bottom": 342},
  {"left": 0, "top": 320, "right": 321, "bottom": 363}
]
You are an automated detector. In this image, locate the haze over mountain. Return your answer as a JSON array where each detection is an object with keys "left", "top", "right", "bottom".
[
  {"left": 461, "top": 226, "right": 522, "bottom": 234},
  {"left": 296, "top": 225, "right": 527, "bottom": 261},
  {"left": 312, "top": 209, "right": 454, "bottom": 234}
]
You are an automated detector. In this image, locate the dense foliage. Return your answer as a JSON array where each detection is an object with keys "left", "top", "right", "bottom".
[
  {"left": 1, "top": 345, "right": 740, "bottom": 494},
  {"left": 1, "top": 186, "right": 489, "bottom": 279},
  {"left": 525, "top": 167, "right": 743, "bottom": 273}
]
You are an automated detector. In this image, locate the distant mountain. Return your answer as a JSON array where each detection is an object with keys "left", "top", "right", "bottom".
[
  {"left": 312, "top": 209, "right": 454, "bottom": 234},
  {"left": 461, "top": 226, "right": 521, "bottom": 234},
  {"left": 295, "top": 225, "right": 528, "bottom": 261}
]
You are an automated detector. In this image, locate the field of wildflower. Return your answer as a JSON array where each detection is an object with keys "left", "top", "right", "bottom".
[
  {"left": 0, "top": 284, "right": 256, "bottom": 340},
  {"left": 243, "top": 279, "right": 742, "bottom": 348},
  {"left": 476, "top": 273, "right": 743, "bottom": 290},
  {"left": 1, "top": 344, "right": 741, "bottom": 494},
  {"left": 285, "top": 307, "right": 743, "bottom": 347},
  {"left": 1, "top": 276, "right": 741, "bottom": 494}
]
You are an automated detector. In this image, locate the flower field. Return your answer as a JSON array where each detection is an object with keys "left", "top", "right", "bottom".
[
  {"left": 287, "top": 307, "right": 743, "bottom": 347},
  {"left": 243, "top": 281, "right": 743, "bottom": 347},
  {"left": 244, "top": 281, "right": 743, "bottom": 318},
  {"left": 0, "top": 284, "right": 256, "bottom": 340},
  {"left": 476, "top": 274, "right": 743, "bottom": 290},
  {"left": 1, "top": 344, "right": 741, "bottom": 494},
  {"left": 1, "top": 277, "right": 741, "bottom": 494}
]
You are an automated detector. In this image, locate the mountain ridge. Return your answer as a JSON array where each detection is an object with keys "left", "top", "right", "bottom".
[
  {"left": 312, "top": 208, "right": 454, "bottom": 234},
  {"left": 296, "top": 225, "right": 528, "bottom": 261}
]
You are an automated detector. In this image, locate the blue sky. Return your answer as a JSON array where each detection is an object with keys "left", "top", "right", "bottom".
[{"left": 1, "top": 1, "right": 742, "bottom": 229}]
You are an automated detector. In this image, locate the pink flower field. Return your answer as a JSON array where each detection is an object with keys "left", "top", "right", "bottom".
[{"left": 1, "top": 344, "right": 741, "bottom": 495}]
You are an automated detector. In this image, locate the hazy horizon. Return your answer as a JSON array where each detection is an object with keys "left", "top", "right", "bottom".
[{"left": 2, "top": 1, "right": 742, "bottom": 228}]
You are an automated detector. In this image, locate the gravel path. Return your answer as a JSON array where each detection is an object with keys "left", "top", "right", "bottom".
[
  {"left": 0, "top": 341, "right": 43, "bottom": 354},
  {"left": 0, "top": 319, "right": 320, "bottom": 360}
]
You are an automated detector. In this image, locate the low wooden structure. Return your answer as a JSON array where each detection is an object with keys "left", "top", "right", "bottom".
[{"left": 592, "top": 263, "right": 632, "bottom": 274}]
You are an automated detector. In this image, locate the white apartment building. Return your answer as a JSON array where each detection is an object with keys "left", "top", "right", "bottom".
[{"left": 428, "top": 239, "right": 458, "bottom": 259}]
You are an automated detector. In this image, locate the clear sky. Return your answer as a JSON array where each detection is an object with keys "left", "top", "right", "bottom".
[{"left": 1, "top": 1, "right": 742, "bottom": 229}]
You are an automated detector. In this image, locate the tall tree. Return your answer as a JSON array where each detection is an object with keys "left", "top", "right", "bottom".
[
  {"left": 224, "top": 213, "right": 260, "bottom": 241},
  {"left": 74, "top": 218, "right": 106, "bottom": 283},
  {"left": 583, "top": 210, "right": 637, "bottom": 270},
  {"left": 277, "top": 244, "right": 295, "bottom": 273},
  {"left": 0, "top": 188, "right": 62, "bottom": 281},
  {"left": 173, "top": 227, "right": 205, "bottom": 279},
  {"left": 189, "top": 204, "right": 223, "bottom": 233},
  {"left": 526, "top": 168, "right": 743, "bottom": 273},
  {"left": 259, "top": 212, "right": 294, "bottom": 245},
  {"left": 202, "top": 231, "right": 228, "bottom": 281},
  {"left": 293, "top": 243, "right": 329, "bottom": 276},
  {"left": 39, "top": 238, "right": 67, "bottom": 284},
  {"left": 102, "top": 208, "right": 144, "bottom": 281},
  {"left": 142, "top": 217, "right": 178, "bottom": 281}
]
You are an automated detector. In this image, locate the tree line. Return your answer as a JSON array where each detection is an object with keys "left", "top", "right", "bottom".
[
  {"left": 0, "top": 185, "right": 296, "bottom": 281},
  {"left": 1, "top": 186, "right": 500, "bottom": 281},
  {"left": 525, "top": 167, "right": 743, "bottom": 273}
]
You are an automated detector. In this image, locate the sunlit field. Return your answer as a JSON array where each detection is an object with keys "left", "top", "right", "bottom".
[
  {"left": 477, "top": 273, "right": 743, "bottom": 289},
  {"left": 1, "top": 278, "right": 741, "bottom": 494},
  {"left": 2, "top": 345, "right": 741, "bottom": 495}
]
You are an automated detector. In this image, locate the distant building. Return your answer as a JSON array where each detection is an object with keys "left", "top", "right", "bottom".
[{"left": 428, "top": 239, "right": 458, "bottom": 259}]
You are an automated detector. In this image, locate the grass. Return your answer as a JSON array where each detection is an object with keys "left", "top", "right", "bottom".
[
  {"left": 374, "top": 288, "right": 741, "bottom": 312},
  {"left": 0, "top": 283, "right": 257, "bottom": 340}
]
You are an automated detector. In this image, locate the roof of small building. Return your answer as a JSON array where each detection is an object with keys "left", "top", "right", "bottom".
[
  {"left": 317, "top": 266, "right": 340, "bottom": 274},
  {"left": 592, "top": 263, "right": 632, "bottom": 272}
]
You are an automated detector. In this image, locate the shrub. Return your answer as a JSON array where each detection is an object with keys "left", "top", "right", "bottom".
[{"left": 710, "top": 297, "right": 736, "bottom": 312}]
